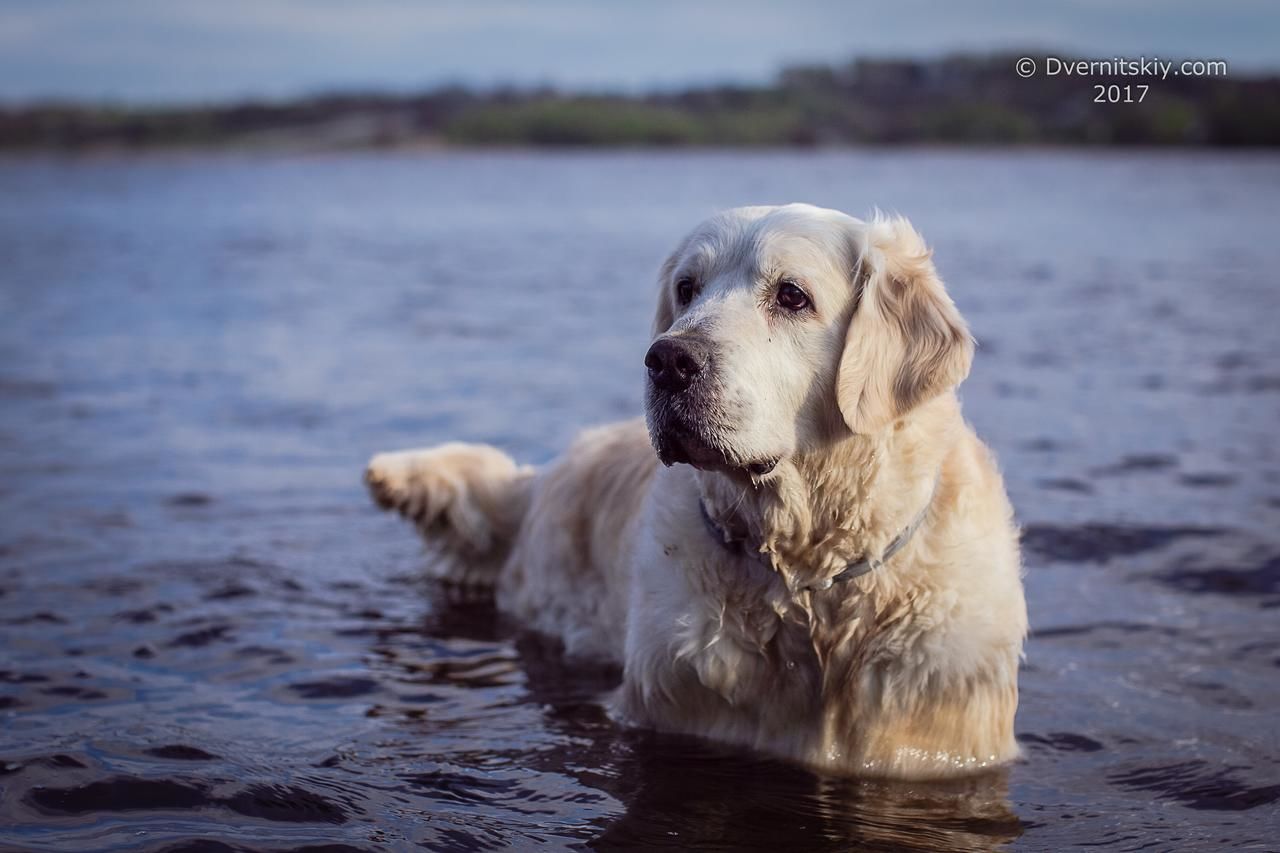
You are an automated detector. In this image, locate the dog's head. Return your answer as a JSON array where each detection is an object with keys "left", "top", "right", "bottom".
[{"left": 644, "top": 203, "right": 973, "bottom": 476}]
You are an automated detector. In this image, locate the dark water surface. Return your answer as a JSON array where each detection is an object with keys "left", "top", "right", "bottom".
[{"left": 1, "top": 150, "right": 1278, "bottom": 851}]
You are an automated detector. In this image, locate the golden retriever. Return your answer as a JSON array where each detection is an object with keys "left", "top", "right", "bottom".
[{"left": 365, "top": 204, "right": 1027, "bottom": 779}]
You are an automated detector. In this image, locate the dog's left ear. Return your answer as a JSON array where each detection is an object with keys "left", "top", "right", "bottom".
[{"left": 836, "top": 215, "right": 974, "bottom": 435}]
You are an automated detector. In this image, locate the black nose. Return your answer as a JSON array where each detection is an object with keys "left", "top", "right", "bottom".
[{"left": 645, "top": 337, "right": 708, "bottom": 393}]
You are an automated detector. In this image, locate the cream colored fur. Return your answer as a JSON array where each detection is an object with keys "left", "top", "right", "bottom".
[{"left": 365, "top": 204, "right": 1027, "bottom": 779}]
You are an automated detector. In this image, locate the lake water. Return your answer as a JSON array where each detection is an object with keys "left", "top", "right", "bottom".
[{"left": 1, "top": 149, "right": 1278, "bottom": 851}]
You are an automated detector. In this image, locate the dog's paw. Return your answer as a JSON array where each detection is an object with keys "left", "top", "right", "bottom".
[
  {"left": 364, "top": 443, "right": 525, "bottom": 565},
  {"left": 364, "top": 450, "right": 429, "bottom": 515}
]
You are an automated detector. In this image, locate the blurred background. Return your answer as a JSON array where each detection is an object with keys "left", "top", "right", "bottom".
[
  {"left": 2, "top": 0, "right": 1279, "bottom": 149},
  {"left": 1, "top": 2, "right": 1278, "bottom": 851}
]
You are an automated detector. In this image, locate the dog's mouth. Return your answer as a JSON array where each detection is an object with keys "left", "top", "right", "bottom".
[{"left": 653, "top": 419, "right": 778, "bottom": 477}]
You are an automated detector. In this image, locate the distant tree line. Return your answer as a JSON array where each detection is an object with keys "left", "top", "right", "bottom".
[{"left": 2, "top": 53, "right": 1277, "bottom": 151}]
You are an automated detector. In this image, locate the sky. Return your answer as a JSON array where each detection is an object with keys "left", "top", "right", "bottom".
[{"left": 0, "top": 0, "right": 1276, "bottom": 104}]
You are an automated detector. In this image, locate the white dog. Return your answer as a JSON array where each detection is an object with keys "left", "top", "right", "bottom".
[{"left": 366, "top": 204, "right": 1027, "bottom": 779}]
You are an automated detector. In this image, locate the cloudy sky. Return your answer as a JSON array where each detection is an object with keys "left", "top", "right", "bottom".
[{"left": 0, "top": 0, "right": 1275, "bottom": 104}]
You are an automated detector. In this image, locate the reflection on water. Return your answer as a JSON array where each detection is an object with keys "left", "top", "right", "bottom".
[{"left": 1, "top": 150, "right": 1278, "bottom": 850}]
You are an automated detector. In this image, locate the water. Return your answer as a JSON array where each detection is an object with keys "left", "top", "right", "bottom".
[{"left": 0, "top": 150, "right": 1277, "bottom": 851}]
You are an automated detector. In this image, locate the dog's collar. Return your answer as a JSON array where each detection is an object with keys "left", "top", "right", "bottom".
[{"left": 697, "top": 481, "right": 936, "bottom": 592}]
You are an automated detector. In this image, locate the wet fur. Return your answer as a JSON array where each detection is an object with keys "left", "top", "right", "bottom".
[{"left": 366, "top": 205, "right": 1027, "bottom": 779}]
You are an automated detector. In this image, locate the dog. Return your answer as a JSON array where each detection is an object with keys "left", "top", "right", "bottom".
[{"left": 365, "top": 203, "right": 1027, "bottom": 779}]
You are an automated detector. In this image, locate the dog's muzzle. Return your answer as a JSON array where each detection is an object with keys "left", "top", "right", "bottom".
[{"left": 644, "top": 334, "right": 725, "bottom": 468}]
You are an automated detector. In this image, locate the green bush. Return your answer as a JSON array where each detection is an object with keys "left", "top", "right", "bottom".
[{"left": 445, "top": 100, "right": 703, "bottom": 146}]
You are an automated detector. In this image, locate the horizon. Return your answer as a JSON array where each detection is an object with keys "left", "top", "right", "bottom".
[
  {"left": 11, "top": 49, "right": 1277, "bottom": 112},
  {"left": 1, "top": 0, "right": 1277, "bottom": 107}
]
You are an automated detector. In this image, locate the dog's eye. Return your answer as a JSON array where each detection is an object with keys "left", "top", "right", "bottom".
[
  {"left": 776, "top": 281, "right": 811, "bottom": 312},
  {"left": 676, "top": 277, "right": 695, "bottom": 306}
]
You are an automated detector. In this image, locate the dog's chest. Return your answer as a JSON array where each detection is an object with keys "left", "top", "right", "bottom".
[
  {"left": 629, "top": 488, "right": 887, "bottom": 729},
  {"left": 666, "top": 553, "right": 846, "bottom": 715}
]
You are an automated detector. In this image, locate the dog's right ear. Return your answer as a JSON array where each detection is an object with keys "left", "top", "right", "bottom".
[{"left": 651, "top": 251, "right": 678, "bottom": 336}]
